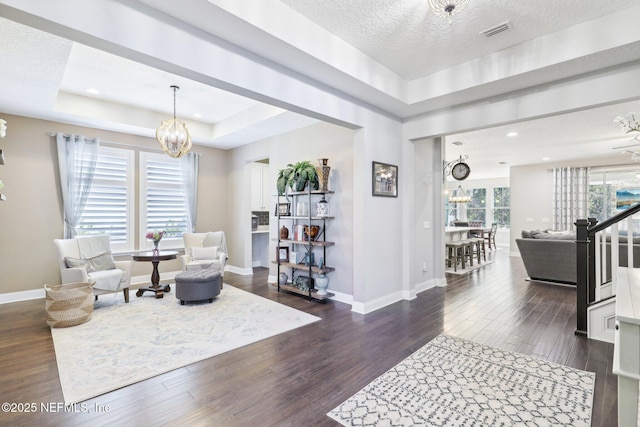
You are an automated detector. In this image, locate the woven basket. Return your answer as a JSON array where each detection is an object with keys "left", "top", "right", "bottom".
[{"left": 44, "top": 282, "right": 94, "bottom": 328}]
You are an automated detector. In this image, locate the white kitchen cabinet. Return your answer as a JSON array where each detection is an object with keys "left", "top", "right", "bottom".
[{"left": 250, "top": 162, "right": 270, "bottom": 211}]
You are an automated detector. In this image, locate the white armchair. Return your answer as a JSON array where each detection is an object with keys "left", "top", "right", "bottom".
[
  {"left": 180, "top": 231, "right": 228, "bottom": 278},
  {"left": 53, "top": 235, "right": 132, "bottom": 303}
]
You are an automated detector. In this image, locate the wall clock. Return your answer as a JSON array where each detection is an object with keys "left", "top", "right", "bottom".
[{"left": 451, "top": 162, "right": 470, "bottom": 181}]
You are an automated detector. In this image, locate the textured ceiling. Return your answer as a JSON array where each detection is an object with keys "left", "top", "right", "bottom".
[
  {"left": 1, "top": 1, "right": 640, "bottom": 175},
  {"left": 281, "top": 0, "right": 640, "bottom": 79}
]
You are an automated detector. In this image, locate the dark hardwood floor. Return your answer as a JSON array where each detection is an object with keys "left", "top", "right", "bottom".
[{"left": 0, "top": 249, "right": 616, "bottom": 426}]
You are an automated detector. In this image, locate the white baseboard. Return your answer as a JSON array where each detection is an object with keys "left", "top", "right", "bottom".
[
  {"left": 225, "top": 264, "right": 254, "bottom": 275},
  {"left": 351, "top": 291, "right": 404, "bottom": 314},
  {"left": 267, "top": 275, "right": 354, "bottom": 307},
  {"left": 0, "top": 271, "right": 183, "bottom": 305},
  {"left": 0, "top": 288, "right": 46, "bottom": 304},
  {"left": 416, "top": 278, "right": 442, "bottom": 292}
]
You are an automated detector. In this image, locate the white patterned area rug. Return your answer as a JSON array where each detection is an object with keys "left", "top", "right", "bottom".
[
  {"left": 445, "top": 260, "right": 494, "bottom": 275},
  {"left": 51, "top": 285, "right": 319, "bottom": 405},
  {"left": 328, "top": 334, "right": 595, "bottom": 427}
]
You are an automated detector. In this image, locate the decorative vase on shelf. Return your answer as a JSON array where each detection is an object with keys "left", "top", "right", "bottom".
[
  {"left": 280, "top": 225, "right": 289, "bottom": 240},
  {"left": 279, "top": 272, "right": 288, "bottom": 285},
  {"left": 315, "top": 274, "right": 329, "bottom": 295},
  {"left": 316, "top": 158, "right": 330, "bottom": 192},
  {"left": 304, "top": 225, "right": 320, "bottom": 240}
]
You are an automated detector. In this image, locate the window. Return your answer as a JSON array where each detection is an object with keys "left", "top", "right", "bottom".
[
  {"left": 77, "top": 146, "right": 134, "bottom": 253},
  {"left": 466, "top": 188, "right": 486, "bottom": 224},
  {"left": 493, "top": 187, "right": 510, "bottom": 227},
  {"left": 140, "top": 152, "right": 189, "bottom": 250}
]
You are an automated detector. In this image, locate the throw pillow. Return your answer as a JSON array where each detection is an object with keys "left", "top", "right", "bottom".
[
  {"left": 65, "top": 257, "right": 93, "bottom": 272},
  {"left": 548, "top": 230, "right": 571, "bottom": 235},
  {"left": 88, "top": 251, "right": 117, "bottom": 272},
  {"left": 191, "top": 246, "right": 218, "bottom": 260}
]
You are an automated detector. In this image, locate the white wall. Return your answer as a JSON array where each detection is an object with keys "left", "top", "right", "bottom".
[
  {"left": 410, "top": 137, "right": 445, "bottom": 293},
  {"left": 227, "top": 122, "right": 355, "bottom": 299}
]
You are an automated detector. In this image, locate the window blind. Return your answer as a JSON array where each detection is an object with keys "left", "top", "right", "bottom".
[{"left": 77, "top": 147, "right": 133, "bottom": 251}]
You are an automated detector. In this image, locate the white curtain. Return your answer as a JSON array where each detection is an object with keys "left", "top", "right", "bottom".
[
  {"left": 553, "top": 167, "right": 588, "bottom": 231},
  {"left": 181, "top": 152, "right": 199, "bottom": 232},
  {"left": 56, "top": 133, "right": 99, "bottom": 238}
]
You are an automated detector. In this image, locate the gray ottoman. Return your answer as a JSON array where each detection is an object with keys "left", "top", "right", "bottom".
[{"left": 175, "top": 269, "right": 221, "bottom": 305}]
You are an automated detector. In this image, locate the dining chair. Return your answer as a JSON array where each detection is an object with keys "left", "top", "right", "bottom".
[{"left": 484, "top": 223, "right": 498, "bottom": 250}]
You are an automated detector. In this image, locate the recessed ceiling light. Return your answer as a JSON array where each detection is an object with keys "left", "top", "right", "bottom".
[
  {"left": 193, "top": 113, "right": 203, "bottom": 118},
  {"left": 499, "top": 161, "right": 507, "bottom": 165},
  {"left": 542, "top": 157, "right": 551, "bottom": 161},
  {"left": 451, "top": 141, "right": 464, "bottom": 146},
  {"left": 85, "top": 88, "right": 100, "bottom": 95},
  {"left": 506, "top": 132, "right": 518, "bottom": 137}
]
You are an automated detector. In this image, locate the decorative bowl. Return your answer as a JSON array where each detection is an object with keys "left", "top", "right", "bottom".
[{"left": 304, "top": 225, "right": 320, "bottom": 240}]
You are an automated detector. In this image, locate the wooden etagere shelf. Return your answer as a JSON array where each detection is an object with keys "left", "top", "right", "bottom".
[
  {"left": 271, "top": 260, "right": 335, "bottom": 274},
  {"left": 274, "top": 188, "right": 335, "bottom": 302},
  {"left": 278, "top": 239, "right": 335, "bottom": 247}
]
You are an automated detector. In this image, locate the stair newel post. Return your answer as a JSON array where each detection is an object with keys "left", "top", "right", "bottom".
[
  {"left": 575, "top": 218, "right": 591, "bottom": 336},
  {"left": 586, "top": 217, "right": 598, "bottom": 304}
]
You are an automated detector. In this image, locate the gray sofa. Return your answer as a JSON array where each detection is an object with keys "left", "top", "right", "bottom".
[{"left": 516, "top": 229, "right": 640, "bottom": 285}]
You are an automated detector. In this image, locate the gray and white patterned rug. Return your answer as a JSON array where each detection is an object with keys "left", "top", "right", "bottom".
[
  {"left": 51, "top": 285, "right": 319, "bottom": 405},
  {"left": 328, "top": 334, "right": 595, "bottom": 426}
]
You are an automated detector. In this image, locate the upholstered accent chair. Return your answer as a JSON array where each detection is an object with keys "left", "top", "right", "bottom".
[
  {"left": 180, "top": 231, "right": 228, "bottom": 278},
  {"left": 53, "top": 235, "right": 132, "bottom": 303}
]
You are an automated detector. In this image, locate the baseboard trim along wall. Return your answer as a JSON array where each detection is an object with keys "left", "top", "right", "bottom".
[
  {"left": 267, "top": 275, "right": 354, "bottom": 307},
  {"left": 0, "top": 288, "right": 45, "bottom": 304},
  {"left": 1, "top": 270, "right": 183, "bottom": 305}
]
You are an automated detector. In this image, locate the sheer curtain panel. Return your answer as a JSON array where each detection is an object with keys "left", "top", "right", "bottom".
[
  {"left": 552, "top": 167, "right": 588, "bottom": 231},
  {"left": 56, "top": 133, "right": 99, "bottom": 238},
  {"left": 180, "top": 152, "right": 199, "bottom": 232}
]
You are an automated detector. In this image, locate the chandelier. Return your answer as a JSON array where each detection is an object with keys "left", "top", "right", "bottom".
[
  {"left": 449, "top": 185, "right": 471, "bottom": 204},
  {"left": 156, "top": 85, "right": 192, "bottom": 158},
  {"left": 428, "top": 0, "right": 470, "bottom": 24}
]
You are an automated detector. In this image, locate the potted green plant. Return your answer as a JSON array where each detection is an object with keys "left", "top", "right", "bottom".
[{"left": 277, "top": 161, "right": 319, "bottom": 195}]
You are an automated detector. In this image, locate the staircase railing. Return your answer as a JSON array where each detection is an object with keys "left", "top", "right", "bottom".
[{"left": 575, "top": 202, "right": 640, "bottom": 335}]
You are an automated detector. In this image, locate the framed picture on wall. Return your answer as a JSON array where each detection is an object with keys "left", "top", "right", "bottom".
[
  {"left": 616, "top": 188, "right": 640, "bottom": 210},
  {"left": 372, "top": 161, "right": 398, "bottom": 197}
]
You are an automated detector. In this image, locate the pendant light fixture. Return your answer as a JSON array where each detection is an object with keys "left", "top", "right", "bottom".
[
  {"left": 156, "top": 85, "right": 192, "bottom": 158},
  {"left": 449, "top": 185, "right": 472, "bottom": 204},
  {"left": 428, "top": 0, "right": 470, "bottom": 24}
]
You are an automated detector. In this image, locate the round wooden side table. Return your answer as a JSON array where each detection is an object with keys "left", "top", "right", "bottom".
[{"left": 132, "top": 250, "right": 178, "bottom": 298}]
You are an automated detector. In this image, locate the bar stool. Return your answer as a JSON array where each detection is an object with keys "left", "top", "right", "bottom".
[
  {"left": 446, "top": 241, "right": 467, "bottom": 271},
  {"left": 460, "top": 239, "right": 475, "bottom": 267},
  {"left": 470, "top": 238, "right": 486, "bottom": 263}
]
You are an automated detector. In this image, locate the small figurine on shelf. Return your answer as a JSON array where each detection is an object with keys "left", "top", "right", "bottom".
[{"left": 316, "top": 196, "right": 330, "bottom": 217}]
